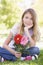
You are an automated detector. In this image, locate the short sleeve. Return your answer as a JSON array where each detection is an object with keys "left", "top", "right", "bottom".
[{"left": 10, "top": 22, "right": 20, "bottom": 36}]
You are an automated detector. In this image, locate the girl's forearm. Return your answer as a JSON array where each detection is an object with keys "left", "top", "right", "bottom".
[
  {"left": 26, "top": 31, "right": 36, "bottom": 47},
  {"left": 28, "top": 34, "right": 35, "bottom": 44},
  {"left": 25, "top": 29, "right": 35, "bottom": 44},
  {"left": 3, "top": 44, "right": 16, "bottom": 56}
]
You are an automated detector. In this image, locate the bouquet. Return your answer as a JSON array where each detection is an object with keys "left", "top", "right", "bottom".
[{"left": 14, "top": 34, "right": 29, "bottom": 53}]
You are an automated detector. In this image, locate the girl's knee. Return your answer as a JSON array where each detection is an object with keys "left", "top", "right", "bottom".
[
  {"left": 33, "top": 47, "right": 40, "bottom": 55},
  {"left": 28, "top": 47, "right": 40, "bottom": 55}
]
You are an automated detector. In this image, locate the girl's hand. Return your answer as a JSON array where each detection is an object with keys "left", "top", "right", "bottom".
[
  {"left": 24, "top": 25, "right": 32, "bottom": 37},
  {"left": 14, "top": 51, "right": 21, "bottom": 58},
  {"left": 24, "top": 24, "right": 33, "bottom": 30},
  {"left": 24, "top": 24, "right": 33, "bottom": 34}
]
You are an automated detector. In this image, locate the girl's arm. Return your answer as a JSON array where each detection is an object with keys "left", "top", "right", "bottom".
[
  {"left": 3, "top": 32, "right": 16, "bottom": 55},
  {"left": 24, "top": 27, "right": 36, "bottom": 47},
  {"left": 3, "top": 32, "right": 21, "bottom": 58}
]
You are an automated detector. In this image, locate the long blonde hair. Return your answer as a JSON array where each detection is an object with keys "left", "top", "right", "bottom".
[{"left": 20, "top": 8, "right": 40, "bottom": 43}]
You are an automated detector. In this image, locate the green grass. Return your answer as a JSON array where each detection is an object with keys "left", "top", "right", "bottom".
[{"left": 0, "top": 50, "right": 43, "bottom": 65}]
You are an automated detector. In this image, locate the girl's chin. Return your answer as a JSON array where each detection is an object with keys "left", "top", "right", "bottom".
[{"left": 24, "top": 24, "right": 30, "bottom": 27}]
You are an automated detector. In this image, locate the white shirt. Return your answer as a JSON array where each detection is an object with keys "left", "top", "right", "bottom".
[
  {"left": 8, "top": 22, "right": 21, "bottom": 48},
  {"left": 8, "top": 22, "right": 33, "bottom": 48}
]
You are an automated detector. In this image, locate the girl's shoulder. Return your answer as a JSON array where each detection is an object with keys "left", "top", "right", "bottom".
[
  {"left": 10, "top": 22, "right": 21, "bottom": 36},
  {"left": 12, "top": 22, "right": 20, "bottom": 29}
]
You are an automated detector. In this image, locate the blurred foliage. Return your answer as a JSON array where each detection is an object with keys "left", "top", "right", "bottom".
[
  {"left": 31, "top": 0, "right": 43, "bottom": 27},
  {"left": 0, "top": 0, "right": 22, "bottom": 29},
  {"left": 0, "top": 0, "right": 43, "bottom": 29},
  {"left": 39, "top": 21, "right": 43, "bottom": 27}
]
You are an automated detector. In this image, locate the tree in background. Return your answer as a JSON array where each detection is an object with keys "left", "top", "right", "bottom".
[
  {"left": 0, "top": 0, "right": 22, "bottom": 29},
  {"left": 0, "top": 0, "right": 43, "bottom": 29}
]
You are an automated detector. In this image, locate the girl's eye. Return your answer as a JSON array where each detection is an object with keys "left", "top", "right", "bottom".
[
  {"left": 25, "top": 16, "right": 33, "bottom": 20},
  {"left": 25, "top": 17, "right": 28, "bottom": 19}
]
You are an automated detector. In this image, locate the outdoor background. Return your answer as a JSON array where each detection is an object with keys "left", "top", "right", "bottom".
[
  {"left": 0, "top": 0, "right": 43, "bottom": 65},
  {"left": 0, "top": 0, "right": 43, "bottom": 49}
]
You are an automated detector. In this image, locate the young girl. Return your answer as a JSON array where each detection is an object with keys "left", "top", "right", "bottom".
[{"left": 0, "top": 8, "right": 40, "bottom": 62}]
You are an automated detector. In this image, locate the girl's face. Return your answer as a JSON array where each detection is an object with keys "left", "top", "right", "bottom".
[{"left": 23, "top": 12, "right": 33, "bottom": 27}]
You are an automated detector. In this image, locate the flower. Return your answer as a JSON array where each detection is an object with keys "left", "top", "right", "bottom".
[
  {"left": 14, "top": 34, "right": 22, "bottom": 44},
  {"left": 14, "top": 34, "right": 28, "bottom": 52},
  {"left": 20, "top": 36, "right": 28, "bottom": 46}
]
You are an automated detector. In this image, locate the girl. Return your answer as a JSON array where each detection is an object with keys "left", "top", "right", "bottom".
[{"left": 0, "top": 8, "right": 40, "bottom": 62}]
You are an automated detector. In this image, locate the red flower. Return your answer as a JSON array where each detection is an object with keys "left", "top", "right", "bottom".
[{"left": 14, "top": 34, "right": 22, "bottom": 44}]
